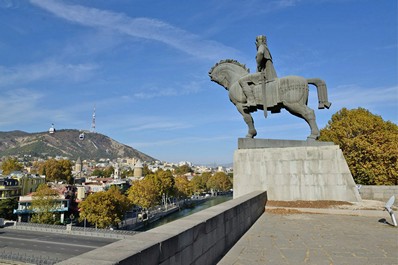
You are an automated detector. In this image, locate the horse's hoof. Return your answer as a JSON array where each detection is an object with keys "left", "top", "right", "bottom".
[
  {"left": 306, "top": 135, "right": 318, "bottom": 141},
  {"left": 246, "top": 134, "right": 255, "bottom": 138}
]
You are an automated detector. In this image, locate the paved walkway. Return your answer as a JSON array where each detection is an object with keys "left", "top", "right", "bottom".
[{"left": 218, "top": 210, "right": 398, "bottom": 265}]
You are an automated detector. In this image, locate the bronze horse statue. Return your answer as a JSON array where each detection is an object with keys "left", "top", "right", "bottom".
[{"left": 209, "top": 59, "right": 331, "bottom": 140}]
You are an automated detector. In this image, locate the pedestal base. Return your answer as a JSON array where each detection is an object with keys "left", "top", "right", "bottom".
[{"left": 233, "top": 139, "right": 361, "bottom": 202}]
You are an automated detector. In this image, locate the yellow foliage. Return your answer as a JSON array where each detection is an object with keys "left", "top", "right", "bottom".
[
  {"left": 319, "top": 108, "right": 398, "bottom": 185},
  {"left": 79, "top": 186, "right": 130, "bottom": 228}
]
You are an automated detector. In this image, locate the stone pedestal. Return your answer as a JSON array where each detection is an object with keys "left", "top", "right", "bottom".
[{"left": 233, "top": 139, "right": 361, "bottom": 202}]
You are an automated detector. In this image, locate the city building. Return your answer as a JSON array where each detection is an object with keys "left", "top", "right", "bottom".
[
  {"left": 0, "top": 177, "right": 21, "bottom": 199},
  {"left": 13, "top": 193, "right": 70, "bottom": 223}
]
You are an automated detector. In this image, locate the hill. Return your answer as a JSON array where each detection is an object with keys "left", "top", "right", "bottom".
[{"left": 0, "top": 129, "right": 156, "bottom": 162}]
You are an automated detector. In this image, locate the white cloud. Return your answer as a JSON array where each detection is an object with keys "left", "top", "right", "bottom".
[
  {"left": 131, "top": 80, "right": 203, "bottom": 100},
  {"left": 0, "top": 89, "right": 44, "bottom": 126},
  {"left": 329, "top": 84, "right": 398, "bottom": 109},
  {"left": 0, "top": 61, "right": 98, "bottom": 86},
  {"left": 126, "top": 122, "right": 192, "bottom": 132},
  {"left": 30, "top": 0, "right": 238, "bottom": 61},
  {"left": 129, "top": 135, "right": 234, "bottom": 148}
]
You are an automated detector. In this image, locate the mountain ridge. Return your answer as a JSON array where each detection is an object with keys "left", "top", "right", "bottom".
[{"left": 0, "top": 129, "right": 155, "bottom": 162}]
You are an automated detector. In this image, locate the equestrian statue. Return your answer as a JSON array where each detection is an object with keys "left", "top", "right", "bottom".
[{"left": 209, "top": 35, "right": 331, "bottom": 140}]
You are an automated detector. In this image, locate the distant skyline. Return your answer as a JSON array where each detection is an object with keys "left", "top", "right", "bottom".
[{"left": 1, "top": 0, "right": 397, "bottom": 165}]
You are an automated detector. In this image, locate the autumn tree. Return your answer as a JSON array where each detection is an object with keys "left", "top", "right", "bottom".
[
  {"left": 37, "top": 159, "right": 73, "bottom": 183},
  {"left": 79, "top": 186, "right": 130, "bottom": 229},
  {"left": 1, "top": 157, "right": 23, "bottom": 175},
  {"left": 191, "top": 172, "right": 212, "bottom": 193},
  {"left": 147, "top": 169, "right": 175, "bottom": 198},
  {"left": 206, "top": 172, "right": 233, "bottom": 192},
  {"left": 30, "top": 184, "right": 60, "bottom": 224},
  {"left": 174, "top": 175, "right": 193, "bottom": 198},
  {"left": 319, "top": 107, "right": 398, "bottom": 185},
  {"left": 127, "top": 178, "right": 158, "bottom": 209}
]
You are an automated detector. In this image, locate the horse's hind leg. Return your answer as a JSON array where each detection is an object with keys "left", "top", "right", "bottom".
[
  {"left": 236, "top": 104, "right": 257, "bottom": 138},
  {"left": 283, "top": 102, "right": 320, "bottom": 140}
]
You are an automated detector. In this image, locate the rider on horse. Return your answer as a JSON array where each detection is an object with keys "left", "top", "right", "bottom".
[{"left": 239, "top": 35, "right": 277, "bottom": 109}]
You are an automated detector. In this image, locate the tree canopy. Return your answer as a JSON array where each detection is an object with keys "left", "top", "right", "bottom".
[
  {"left": 127, "top": 169, "right": 175, "bottom": 208},
  {"left": 127, "top": 177, "right": 159, "bottom": 209},
  {"left": 30, "top": 184, "right": 60, "bottom": 224},
  {"left": 191, "top": 172, "right": 212, "bottom": 193},
  {"left": 1, "top": 157, "right": 23, "bottom": 175},
  {"left": 79, "top": 186, "right": 130, "bottom": 229},
  {"left": 0, "top": 197, "right": 18, "bottom": 220},
  {"left": 174, "top": 175, "right": 193, "bottom": 198},
  {"left": 174, "top": 165, "right": 192, "bottom": 175},
  {"left": 319, "top": 107, "right": 398, "bottom": 185},
  {"left": 37, "top": 159, "right": 73, "bottom": 183},
  {"left": 206, "top": 172, "right": 233, "bottom": 192}
]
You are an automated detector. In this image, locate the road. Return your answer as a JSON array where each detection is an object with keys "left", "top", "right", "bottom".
[{"left": 0, "top": 228, "right": 118, "bottom": 264}]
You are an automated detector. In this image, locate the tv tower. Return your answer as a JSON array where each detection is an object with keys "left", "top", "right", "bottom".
[{"left": 91, "top": 105, "right": 96, "bottom": 133}]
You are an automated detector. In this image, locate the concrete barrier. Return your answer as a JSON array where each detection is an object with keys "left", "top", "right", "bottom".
[
  {"left": 359, "top": 185, "right": 398, "bottom": 206},
  {"left": 56, "top": 190, "right": 267, "bottom": 265}
]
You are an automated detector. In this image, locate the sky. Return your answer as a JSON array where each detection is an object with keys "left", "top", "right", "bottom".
[{"left": 0, "top": 0, "right": 397, "bottom": 165}]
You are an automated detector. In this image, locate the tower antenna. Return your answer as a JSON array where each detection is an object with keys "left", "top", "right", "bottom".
[{"left": 91, "top": 105, "right": 96, "bottom": 133}]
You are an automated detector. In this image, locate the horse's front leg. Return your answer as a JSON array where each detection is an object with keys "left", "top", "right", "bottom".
[{"left": 236, "top": 104, "right": 257, "bottom": 138}]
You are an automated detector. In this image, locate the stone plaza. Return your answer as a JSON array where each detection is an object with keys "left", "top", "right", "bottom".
[{"left": 219, "top": 206, "right": 398, "bottom": 265}]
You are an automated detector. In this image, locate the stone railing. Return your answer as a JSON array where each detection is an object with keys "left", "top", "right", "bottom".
[
  {"left": 9, "top": 221, "right": 139, "bottom": 239},
  {"left": 57, "top": 190, "right": 267, "bottom": 265}
]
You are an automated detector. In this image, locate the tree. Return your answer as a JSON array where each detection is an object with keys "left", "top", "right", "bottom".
[
  {"left": 174, "top": 165, "right": 192, "bottom": 175},
  {"left": 0, "top": 197, "right": 18, "bottom": 220},
  {"left": 191, "top": 172, "right": 212, "bottom": 193},
  {"left": 142, "top": 164, "right": 152, "bottom": 176},
  {"left": 103, "top": 166, "right": 115, "bottom": 178},
  {"left": 1, "top": 157, "right": 23, "bottom": 175},
  {"left": 319, "top": 107, "right": 398, "bottom": 185},
  {"left": 91, "top": 168, "right": 105, "bottom": 177},
  {"left": 206, "top": 172, "right": 233, "bottom": 192},
  {"left": 121, "top": 168, "right": 134, "bottom": 178},
  {"left": 37, "top": 159, "right": 73, "bottom": 183},
  {"left": 174, "top": 175, "right": 193, "bottom": 198},
  {"left": 127, "top": 178, "right": 158, "bottom": 209},
  {"left": 79, "top": 186, "right": 130, "bottom": 229},
  {"left": 30, "top": 184, "right": 60, "bottom": 224}
]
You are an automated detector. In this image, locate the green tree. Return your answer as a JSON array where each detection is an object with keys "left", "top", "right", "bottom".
[
  {"left": 0, "top": 197, "right": 18, "bottom": 220},
  {"left": 91, "top": 168, "right": 105, "bottom": 177},
  {"left": 79, "top": 186, "right": 130, "bottom": 229},
  {"left": 103, "top": 166, "right": 115, "bottom": 178},
  {"left": 174, "top": 165, "right": 192, "bottom": 175},
  {"left": 30, "top": 184, "right": 60, "bottom": 224},
  {"left": 121, "top": 168, "right": 134, "bottom": 178},
  {"left": 127, "top": 178, "right": 158, "bottom": 209},
  {"left": 319, "top": 107, "right": 398, "bottom": 185},
  {"left": 1, "top": 157, "right": 23, "bottom": 175}
]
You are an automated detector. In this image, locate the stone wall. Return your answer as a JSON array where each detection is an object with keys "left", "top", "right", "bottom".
[
  {"left": 359, "top": 185, "right": 398, "bottom": 206},
  {"left": 56, "top": 191, "right": 267, "bottom": 265}
]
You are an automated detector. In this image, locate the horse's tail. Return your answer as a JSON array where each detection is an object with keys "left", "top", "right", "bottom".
[{"left": 307, "top": 78, "right": 331, "bottom": 109}]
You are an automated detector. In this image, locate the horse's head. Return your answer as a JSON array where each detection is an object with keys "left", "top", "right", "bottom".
[{"left": 209, "top": 59, "right": 250, "bottom": 90}]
